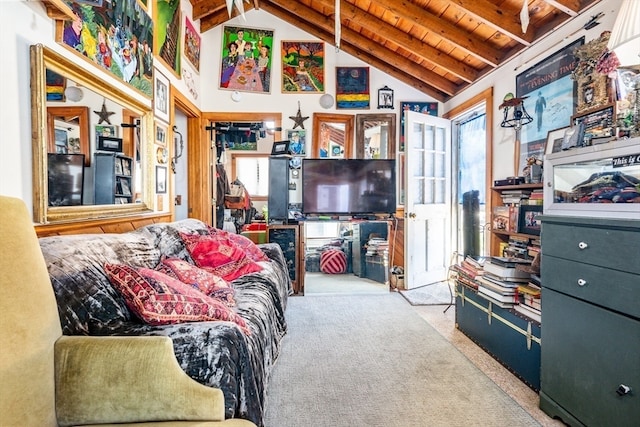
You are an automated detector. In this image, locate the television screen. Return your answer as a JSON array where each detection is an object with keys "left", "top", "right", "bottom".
[
  {"left": 47, "top": 153, "right": 85, "bottom": 206},
  {"left": 302, "top": 159, "right": 396, "bottom": 215}
]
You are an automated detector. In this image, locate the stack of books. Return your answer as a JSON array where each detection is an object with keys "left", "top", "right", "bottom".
[
  {"left": 476, "top": 257, "right": 532, "bottom": 308},
  {"left": 502, "top": 235, "right": 530, "bottom": 259},
  {"left": 525, "top": 189, "right": 543, "bottom": 206},
  {"left": 454, "top": 255, "right": 486, "bottom": 290},
  {"left": 500, "top": 189, "right": 532, "bottom": 205},
  {"left": 365, "top": 238, "right": 388, "bottom": 256},
  {"left": 514, "top": 275, "right": 542, "bottom": 322}
]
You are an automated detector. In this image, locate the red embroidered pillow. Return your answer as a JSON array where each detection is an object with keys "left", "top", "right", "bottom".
[
  {"left": 157, "top": 257, "right": 236, "bottom": 307},
  {"left": 104, "top": 263, "right": 249, "bottom": 334},
  {"left": 207, "top": 227, "right": 269, "bottom": 263},
  {"left": 180, "top": 232, "right": 263, "bottom": 282}
]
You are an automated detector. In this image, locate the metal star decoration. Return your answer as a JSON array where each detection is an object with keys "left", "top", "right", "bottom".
[
  {"left": 289, "top": 101, "right": 309, "bottom": 129},
  {"left": 94, "top": 99, "right": 115, "bottom": 125}
]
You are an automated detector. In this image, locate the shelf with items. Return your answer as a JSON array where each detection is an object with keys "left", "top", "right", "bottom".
[{"left": 94, "top": 152, "right": 134, "bottom": 205}]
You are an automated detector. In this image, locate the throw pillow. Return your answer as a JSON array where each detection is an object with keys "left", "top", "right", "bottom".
[
  {"left": 207, "top": 226, "right": 269, "bottom": 263},
  {"left": 157, "top": 257, "right": 236, "bottom": 307},
  {"left": 320, "top": 249, "right": 347, "bottom": 274},
  {"left": 104, "top": 263, "right": 249, "bottom": 334},
  {"left": 179, "top": 232, "right": 263, "bottom": 282}
]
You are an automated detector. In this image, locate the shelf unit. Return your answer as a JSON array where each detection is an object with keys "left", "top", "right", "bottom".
[{"left": 94, "top": 152, "right": 134, "bottom": 205}]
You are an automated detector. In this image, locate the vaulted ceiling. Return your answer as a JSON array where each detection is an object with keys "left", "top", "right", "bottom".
[{"left": 190, "top": 0, "right": 603, "bottom": 102}]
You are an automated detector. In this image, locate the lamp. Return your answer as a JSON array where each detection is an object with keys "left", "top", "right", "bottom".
[
  {"left": 319, "top": 93, "right": 334, "bottom": 109},
  {"left": 171, "top": 126, "right": 184, "bottom": 174},
  {"left": 64, "top": 85, "right": 84, "bottom": 102},
  {"left": 607, "top": 0, "right": 640, "bottom": 67},
  {"left": 499, "top": 93, "right": 533, "bottom": 176}
]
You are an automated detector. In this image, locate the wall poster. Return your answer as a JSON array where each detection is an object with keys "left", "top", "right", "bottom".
[
  {"left": 154, "top": 0, "right": 182, "bottom": 77},
  {"left": 515, "top": 37, "right": 584, "bottom": 174},
  {"left": 220, "top": 26, "right": 274, "bottom": 93}
]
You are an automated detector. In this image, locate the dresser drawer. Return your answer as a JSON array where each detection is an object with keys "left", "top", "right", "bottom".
[
  {"left": 542, "top": 256, "right": 640, "bottom": 318},
  {"left": 542, "top": 218, "right": 640, "bottom": 275},
  {"left": 541, "top": 289, "right": 640, "bottom": 427}
]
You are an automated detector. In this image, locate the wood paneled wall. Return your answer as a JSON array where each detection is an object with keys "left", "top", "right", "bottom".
[{"left": 35, "top": 213, "right": 173, "bottom": 237}]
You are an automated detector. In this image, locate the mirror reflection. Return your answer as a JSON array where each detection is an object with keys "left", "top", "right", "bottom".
[
  {"left": 355, "top": 114, "right": 396, "bottom": 159},
  {"left": 31, "top": 44, "right": 153, "bottom": 223},
  {"left": 312, "top": 113, "right": 354, "bottom": 158}
]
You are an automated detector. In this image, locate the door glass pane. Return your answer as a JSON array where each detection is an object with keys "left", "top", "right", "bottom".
[
  {"left": 425, "top": 126, "right": 435, "bottom": 151},
  {"left": 411, "top": 123, "right": 425, "bottom": 149},
  {"left": 413, "top": 179, "right": 424, "bottom": 204},
  {"left": 435, "top": 127, "right": 446, "bottom": 151}
]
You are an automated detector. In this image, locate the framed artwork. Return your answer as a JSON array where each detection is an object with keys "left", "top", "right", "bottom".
[
  {"left": 154, "top": 0, "right": 181, "bottom": 77},
  {"left": 95, "top": 124, "right": 118, "bottom": 146},
  {"left": 271, "top": 140, "right": 290, "bottom": 155},
  {"left": 220, "top": 26, "right": 275, "bottom": 93},
  {"left": 336, "top": 67, "right": 370, "bottom": 109},
  {"left": 378, "top": 86, "right": 394, "bottom": 109},
  {"left": 97, "top": 136, "right": 123, "bottom": 152},
  {"left": 545, "top": 126, "right": 570, "bottom": 155},
  {"left": 572, "top": 104, "right": 615, "bottom": 145},
  {"left": 573, "top": 32, "right": 613, "bottom": 115},
  {"left": 400, "top": 101, "right": 438, "bottom": 151},
  {"left": 515, "top": 37, "right": 584, "bottom": 175},
  {"left": 518, "top": 205, "right": 543, "bottom": 236},
  {"left": 155, "top": 121, "right": 168, "bottom": 146},
  {"left": 287, "top": 129, "right": 306, "bottom": 156},
  {"left": 281, "top": 41, "right": 324, "bottom": 93},
  {"left": 60, "top": 0, "right": 154, "bottom": 97},
  {"left": 156, "top": 165, "right": 167, "bottom": 194},
  {"left": 154, "top": 70, "right": 170, "bottom": 123},
  {"left": 184, "top": 16, "right": 201, "bottom": 73},
  {"left": 46, "top": 69, "right": 66, "bottom": 101}
]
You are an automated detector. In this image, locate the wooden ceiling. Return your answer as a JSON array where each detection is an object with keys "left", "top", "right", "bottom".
[{"left": 190, "top": 0, "right": 603, "bottom": 102}]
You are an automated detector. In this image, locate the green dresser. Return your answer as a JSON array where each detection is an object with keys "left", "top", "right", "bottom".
[{"left": 539, "top": 216, "right": 640, "bottom": 427}]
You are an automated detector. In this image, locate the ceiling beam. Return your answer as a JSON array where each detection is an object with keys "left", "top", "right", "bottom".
[
  {"left": 192, "top": 0, "right": 225, "bottom": 21},
  {"left": 201, "top": 4, "right": 256, "bottom": 32},
  {"left": 367, "top": 0, "right": 503, "bottom": 67},
  {"left": 542, "top": 0, "right": 580, "bottom": 16},
  {"left": 261, "top": 1, "right": 452, "bottom": 100},
  {"left": 313, "top": 0, "right": 477, "bottom": 83},
  {"left": 447, "top": 0, "right": 535, "bottom": 46}
]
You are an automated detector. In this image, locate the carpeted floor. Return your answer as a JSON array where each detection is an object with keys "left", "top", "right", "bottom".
[
  {"left": 264, "top": 293, "right": 540, "bottom": 427},
  {"left": 399, "top": 281, "right": 455, "bottom": 306}
]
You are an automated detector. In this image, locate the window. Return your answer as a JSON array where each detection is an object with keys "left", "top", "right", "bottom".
[{"left": 231, "top": 154, "right": 269, "bottom": 199}]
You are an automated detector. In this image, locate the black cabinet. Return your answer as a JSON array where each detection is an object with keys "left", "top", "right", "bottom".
[
  {"left": 268, "top": 156, "right": 290, "bottom": 223},
  {"left": 352, "top": 221, "right": 388, "bottom": 281},
  {"left": 268, "top": 224, "right": 304, "bottom": 294},
  {"left": 94, "top": 152, "right": 133, "bottom": 205}
]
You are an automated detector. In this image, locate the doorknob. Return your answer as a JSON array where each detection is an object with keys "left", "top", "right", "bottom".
[{"left": 408, "top": 212, "right": 416, "bottom": 218}]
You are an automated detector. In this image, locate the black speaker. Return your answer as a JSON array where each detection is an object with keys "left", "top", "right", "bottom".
[
  {"left": 268, "top": 156, "right": 290, "bottom": 222},
  {"left": 462, "top": 190, "right": 480, "bottom": 257}
]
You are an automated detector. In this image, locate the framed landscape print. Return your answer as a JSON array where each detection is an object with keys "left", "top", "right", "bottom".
[
  {"left": 336, "top": 67, "right": 370, "bottom": 109},
  {"left": 281, "top": 41, "right": 324, "bottom": 93},
  {"left": 184, "top": 16, "right": 201, "bottom": 72},
  {"left": 220, "top": 26, "right": 274, "bottom": 93},
  {"left": 154, "top": 0, "right": 182, "bottom": 77}
]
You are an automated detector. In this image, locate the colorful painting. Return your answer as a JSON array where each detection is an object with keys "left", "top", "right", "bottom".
[
  {"left": 220, "top": 26, "right": 274, "bottom": 93},
  {"left": 287, "top": 129, "right": 306, "bottom": 156},
  {"left": 281, "top": 41, "right": 324, "bottom": 93},
  {"left": 399, "top": 101, "right": 438, "bottom": 151},
  {"left": 336, "top": 67, "right": 370, "bottom": 109},
  {"left": 46, "top": 69, "right": 66, "bottom": 101},
  {"left": 154, "top": 0, "right": 182, "bottom": 77},
  {"left": 516, "top": 37, "right": 584, "bottom": 174},
  {"left": 61, "top": 0, "right": 154, "bottom": 97},
  {"left": 183, "top": 16, "right": 201, "bottom": 72}
]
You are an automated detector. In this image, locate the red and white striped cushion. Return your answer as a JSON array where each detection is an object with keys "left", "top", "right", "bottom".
[{"left": 320, "top": 249, "right": 347, "bottom": 274}]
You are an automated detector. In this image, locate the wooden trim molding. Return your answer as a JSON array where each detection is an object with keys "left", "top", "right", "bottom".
[{"left": 35, "top": 212, "right": 172, "bottom": 237}]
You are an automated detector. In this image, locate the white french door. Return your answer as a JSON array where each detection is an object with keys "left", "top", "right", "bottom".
[{"left": 403, "top": 110, "right": 452, "bottom": 289}]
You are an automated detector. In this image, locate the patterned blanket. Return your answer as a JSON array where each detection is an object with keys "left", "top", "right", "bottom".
[{"left": 39, "top": 219, "right": 291, "bottom": 426}]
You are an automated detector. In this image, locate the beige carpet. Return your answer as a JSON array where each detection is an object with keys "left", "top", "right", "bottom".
[
  {"left": 304, "top": 272, "right": 389, "bottom": 295},
  {"left": 264, "top": 293, "right": 540, "bottom": 427}
]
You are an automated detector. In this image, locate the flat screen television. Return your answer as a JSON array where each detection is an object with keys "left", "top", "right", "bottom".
[
  {"left": 302, "top": 159, "right": 396, "bottom": 216},
  {"left": 47, "top": 153, "right": 85, "bottom": 206}
]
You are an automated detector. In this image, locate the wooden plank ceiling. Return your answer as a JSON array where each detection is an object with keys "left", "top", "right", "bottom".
[{"left": 191, "top": 0, "right": 602, "bottom": 102}]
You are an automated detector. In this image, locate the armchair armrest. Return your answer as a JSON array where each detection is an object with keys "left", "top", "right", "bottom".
[{"left": 55, "top": 335, "right": 226, "bottom": 426}]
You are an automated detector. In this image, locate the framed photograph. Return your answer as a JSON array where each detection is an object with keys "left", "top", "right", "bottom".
[
  {"left": 97, "top": 136, "right": 123, "bottom": 152},
  {"left": 287, "top": 129, "right": 306, "bottom": 156},
  {"left": 95, "top": 124, "right": 118, "bottom": 146},
  {"left": 155, "top": 121, "right": 168, "bottom": 146},
  {"left": 156, "top": 165, "right": 167, "bottom": 194},
  {"left": 154, "top": 0, "right": 181, "bottom": 77},
  {"left": 336, "top": 67, "right": 370, "bottom": 109},
  {"left": 518, "top": 205, "right": 543, "bottom": 236},
  {"left": 154, "top": 70, "right": 170, "bottom": 123},
  {"left": 378, "top": 86, "right": 394, "bottom": 109},
  {"left": 281, "top": 41, "right": 324, "bottom": 93},
  {"left": 271, "top": 140, "right": 290, "bottom": 156},
  {"left": 545, "top": 126, "right": 570, "bottom": 155},
  {"left": 220, "top": 25, "right": 275, "bottom": 93},
  {"left": 184, "top": 16, "right": 201, "bottom": 73}
]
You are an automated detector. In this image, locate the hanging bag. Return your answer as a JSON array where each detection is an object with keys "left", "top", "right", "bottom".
[{"left": 225, "top": 182, "right": 246, "bottom": 209}]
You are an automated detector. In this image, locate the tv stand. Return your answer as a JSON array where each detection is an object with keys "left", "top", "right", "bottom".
[{"left": 352, "top": 215, "right": 378, "bottom": 221}]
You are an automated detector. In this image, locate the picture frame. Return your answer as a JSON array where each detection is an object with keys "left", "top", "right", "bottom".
[
  {"left": 155, "top": 121, "right": 168, "bottom": 146},
  {"left": 336, "top": 67, "right": 370, "bottom": 109},
  {"left": 545, "top": 126, "right": 570, "bottom": 155},
  {"left": 154, "top": 0, "right": 181, "bottom": 77},
  {"left": 571, "top": 104, "right": 615, "bottom": 146},
  {"left": 156, "top": 165, "right": 167, "bottom": 194},
  {"left": 219, "top": 25, "right": 275, "bottom": 93},
  {"left": 271, "top": 140, "right": 290, "bottom": 156},
  {"left": 377, "top": 86, "right": 394, "bottom": 109},
  {"left": 287, "top": 129, "right": 306, "bottom": 156},
  {"left": 183, "top": 16, "right": 201, "bottom": 73},
  {"left": 97, "top": 136, "right": 123, "bottom": 152},
  {"left": 154, "top": 70, "right": 170, "bottom": 124},
  {"left": 518, "top": 205, "right": 543, "bottom": 236},
  {"left": 95, "top": 124, "right": 118, "bottom": 146},
  {"left": 281, "top": 40, "right": 324, "bottom": 93}
]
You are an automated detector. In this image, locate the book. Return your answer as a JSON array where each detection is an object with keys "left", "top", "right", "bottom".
[
  {"left": 484, "top": 262, "right": 531, "bottom": 280},
  {"left": 492, "top": 206, "right": 510, "bottom": 231},
  {"left": 490, "top": 256, "right": 532, "bottom": 268},
  {"left": 479, "top": 286, "right": 519, "bottom": 303},
  {"left": 514, "top": 303, "right": 541, "bottom": 323}
]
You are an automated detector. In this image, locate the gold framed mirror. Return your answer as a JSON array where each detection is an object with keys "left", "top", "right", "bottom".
[
  {"left": 355, "top": 114, "right": 396, "bottom": 159},
  {"left": 31, "top": 44, "right": 154, "bottom": 224},
  {"left": 312, "top": 113, "right": 354, "bottom": 158}
]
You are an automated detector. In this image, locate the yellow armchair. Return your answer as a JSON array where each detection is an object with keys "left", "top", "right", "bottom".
[{"left": 0, "top": 196, "right": 255, "bottom": 427}]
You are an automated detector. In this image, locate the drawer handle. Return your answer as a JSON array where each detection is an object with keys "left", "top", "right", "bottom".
[
  {"left": 578, "top": 241, "right": 588, "bottom": 249},
  {"left": 577, "top": 278, "right": 587, "bottom": 287},
  {"left": 616, "top": 384, "right": 632, "bottom": 396}
]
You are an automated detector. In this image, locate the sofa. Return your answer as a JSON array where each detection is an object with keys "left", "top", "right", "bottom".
[
  {"left": 0, "top": 195, "right": 257, "bottom": 426},
  {"left": 36, "top": 217, "right": 292, "bottom": 427}
]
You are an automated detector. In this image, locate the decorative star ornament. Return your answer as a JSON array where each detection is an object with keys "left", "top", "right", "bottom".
[
  {"left": 94, "top": 99, "right": 115, "bottom": 125},
  {"left": 289, "top": 101, "right": 309, "bottom": 129}
]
